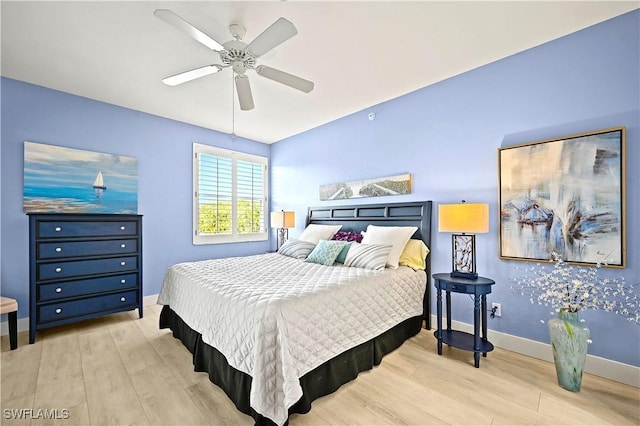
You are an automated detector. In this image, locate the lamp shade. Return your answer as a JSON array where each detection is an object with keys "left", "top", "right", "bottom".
[
  {"left": 438, "top": 203, "right": 489, "bottom": 234},
  {"left": 270, "top": 211, "right": 295, "bottom": 229}
]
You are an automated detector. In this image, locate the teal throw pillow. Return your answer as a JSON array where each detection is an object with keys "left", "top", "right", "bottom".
[
  {"left": 335, "top": 242, "right": 353, "bottom": 264},
  {"left": 305, "top": 240, "right": 348, "bottom": 266}
]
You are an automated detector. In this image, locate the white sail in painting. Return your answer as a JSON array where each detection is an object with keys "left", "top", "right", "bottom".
[{"left": 93, "top": 171, "right": 107, "bottom": 190}]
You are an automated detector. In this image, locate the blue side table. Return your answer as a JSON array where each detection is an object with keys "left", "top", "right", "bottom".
[{"left": 433, "top": 273, "right": 495, "bottom": 368}]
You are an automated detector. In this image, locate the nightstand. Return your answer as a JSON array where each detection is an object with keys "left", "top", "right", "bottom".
[{"left": 433, "top": 273, "right": 495, "bottom": 368}]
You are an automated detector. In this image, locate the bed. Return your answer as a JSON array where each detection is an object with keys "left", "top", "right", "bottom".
[{"left": 158, "top": 200, "right": 432, "bottom": 425}]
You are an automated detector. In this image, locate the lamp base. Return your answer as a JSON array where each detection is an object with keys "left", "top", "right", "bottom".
[
  {"left": 277, "top": 227, "right": 289, "bottom": 249},
  {"left": 451, "top": 270, "right": 478, "bottom": 280},
  {"left": 450, "top": 233, "right": 478, "bottom": 280}
]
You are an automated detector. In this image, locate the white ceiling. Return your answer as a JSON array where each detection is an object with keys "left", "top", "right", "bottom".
[{"left": 2, "top": 1, "right": 637, "bottom": 144}]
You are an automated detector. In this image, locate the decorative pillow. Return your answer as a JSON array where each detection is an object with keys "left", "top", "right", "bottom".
[
  {"left": 361, "top": 225, "right": 417, "bottom": 269},
  {"left": 399, "top": 239, "right": 430, "bottom": 271},
  {"left": 331, "top": 230, "right": 364, "bottom": 243},
  {"left": 335, "top": 242, "right": 353, "bottom": 264},
  {"left": 305, "top": 240, "right": 348, "bottom": 266},
  {"left": 277, "top": 239, "right": 316, "bottom": 259},
  {"left": 299, "top": 224, "right": 342, "bottom": 244},
  {"left": 343, "top": 243, "right": 393, "bottom": 271}
]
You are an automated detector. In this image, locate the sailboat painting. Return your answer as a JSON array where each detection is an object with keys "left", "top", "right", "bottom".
[
  {"left": 24, "top": 141, "right": 138, "bottom": 214},
  {"left": 93, "top": 171, "right": 107, "bottom": 191},
  {"left": 93, "top": 171, "right": 107, "bottom": 200}
]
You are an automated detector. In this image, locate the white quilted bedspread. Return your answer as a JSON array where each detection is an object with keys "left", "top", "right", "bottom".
[{"left": 157, "top": 253, "right": 426, "bottom": 425}]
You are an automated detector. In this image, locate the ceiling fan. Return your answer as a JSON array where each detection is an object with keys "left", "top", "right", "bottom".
[{"left": 154, "top": 9, "right": 314, "bottom": 111}]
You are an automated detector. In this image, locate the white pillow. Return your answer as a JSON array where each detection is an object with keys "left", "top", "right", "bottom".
[
  {"left": 298, "top": 224, "right": 342, "bottom": 244},
  {"left": 361, "top": 225, "right": 418, "bottom": 269}
]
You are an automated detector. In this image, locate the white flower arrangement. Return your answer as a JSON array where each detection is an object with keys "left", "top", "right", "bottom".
[{"left": 511, "top": 252, "right": 640, "bottom": 325}]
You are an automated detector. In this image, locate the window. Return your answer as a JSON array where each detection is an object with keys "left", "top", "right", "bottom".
[{"left": 193, "top": 143, "right": 268, "bottom": 244}]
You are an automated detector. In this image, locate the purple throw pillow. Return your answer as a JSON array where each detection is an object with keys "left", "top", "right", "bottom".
[{"left": 332, "top": 230, "right": 363, "bottom": 243}]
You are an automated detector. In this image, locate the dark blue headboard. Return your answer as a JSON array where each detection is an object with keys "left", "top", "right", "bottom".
[{"left": 307, "top": 200, "right": 433, "bottom": 329}]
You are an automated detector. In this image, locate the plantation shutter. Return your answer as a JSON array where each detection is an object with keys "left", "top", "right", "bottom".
[
  {"left": 236, "top": 160, "right": 265, "bottom": 234},
  {"left": 193, "top": 143, "right": 268, "bottom": 244},
  {"left": 198, "top": 153, "right": 233, "bottom": 235}
]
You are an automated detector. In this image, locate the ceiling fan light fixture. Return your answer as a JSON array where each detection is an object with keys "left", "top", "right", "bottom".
[{"left": 232, "top": 61, "right": 247, "bottom": 74}]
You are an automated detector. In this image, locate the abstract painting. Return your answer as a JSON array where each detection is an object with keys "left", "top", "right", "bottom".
[
  {"left": 24, "top": 141, "right": 138, "bottom": 214},
  {"left": 499, "top": 127, "right": 625, "bottom": 267},
  {"left": 319, "top": 173, "right": 411, "bottom": 201}
]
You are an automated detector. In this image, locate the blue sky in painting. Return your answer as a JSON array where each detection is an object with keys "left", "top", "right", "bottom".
[{"left": 24, "top": 141, "right": 138, "bottom": 213}]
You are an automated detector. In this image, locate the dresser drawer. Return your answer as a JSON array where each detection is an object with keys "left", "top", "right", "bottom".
[
  {"left": 38, "top": 256, "right": 137, "bottom": 280},
  {"left": 38, "top": 290, "right": 138, "bottom": 323},
  {"left": 38, "top": 239, "right": 138, "bottom": 259},
  {"left": 38, "top": 274, "right": 138, "bottom": 301},
  {"left": 38, "top": 221, "right": 138, "bottom": 238}
]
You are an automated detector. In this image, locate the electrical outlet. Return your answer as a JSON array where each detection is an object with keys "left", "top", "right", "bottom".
[{"left": 491, "top": 302, "right": 502, "bottom": 317}]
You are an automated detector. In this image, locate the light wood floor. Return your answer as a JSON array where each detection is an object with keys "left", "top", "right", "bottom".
[{"left": 2, "top": 304, "right": 639, "bottom": 425}]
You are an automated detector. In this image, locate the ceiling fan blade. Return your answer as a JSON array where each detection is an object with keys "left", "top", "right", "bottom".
[
  {"left": 255, "top": 65, "right": 314, "bottom": 93},
  {"left": 246, "top": 17, "right": 297, "bottom": 58},
  {"left": 235, "top": 75, "right": 255, "bottom": 111},
  {"left": 154, "top": 9, "right": 224, "bottom": 52},
  {"left": 162, "top": 65, "right": 222, "bottom": 86}
]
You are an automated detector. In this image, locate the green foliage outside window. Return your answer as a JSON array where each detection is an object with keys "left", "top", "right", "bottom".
[{"left": 199, "top": 200, "right": 263, "bottom": 234}]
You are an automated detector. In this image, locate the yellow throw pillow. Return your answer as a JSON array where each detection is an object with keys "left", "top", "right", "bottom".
[{"left": 398, "top": 239, "right": 429, "bottom": 270}]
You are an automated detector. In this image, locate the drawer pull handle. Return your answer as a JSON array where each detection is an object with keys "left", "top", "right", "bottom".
[
  {"left": 120, "top": 244, "right": 126, "bottom": 248},
  {"left": 120, "top": 297, "right": 126, "bottom": 302},
  {"left": 55, "top": 308, "right": 62, "bottom": 314},
  {"left": 55, "top": 287, "right": 62, "bottom": 293},
  {"left": 120, "top": 226, "right": 126, "bottom": 231},
  {"left": 120, "top": 261, "right": 126, "bottom": 266},
  {"left": 55, "top": 247, "right": 62, "bottom": 252},
  {"left": 121, "top": 279, "right": 126, "bottom": 284},
  {"left": 55, "top": 267, "right": 62, "bottom": 273},
  {"left": 55, "top": 227, "right": 62, "bottom": 232}
]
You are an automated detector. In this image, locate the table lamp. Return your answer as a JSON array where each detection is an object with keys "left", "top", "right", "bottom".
[
  {"left": 438, "top": 201, "right": 489, "bottom": 279},
  {"left": 271, "top": 210, "right": 295, "bottom": 249}
]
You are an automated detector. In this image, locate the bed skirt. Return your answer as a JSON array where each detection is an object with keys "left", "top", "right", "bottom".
[{"left": 159, "top": 305, "right": 422, "bottom": 425}]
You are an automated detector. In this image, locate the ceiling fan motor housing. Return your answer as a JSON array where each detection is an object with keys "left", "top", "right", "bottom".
[{"left": 221, "top": 40, "right": 256, "bottom": 74}]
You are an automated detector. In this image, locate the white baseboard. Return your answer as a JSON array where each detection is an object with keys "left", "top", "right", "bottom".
[
  {"left": 2, "top": 299, "right": 637, "bottom": 387},
  {"left": 434, "top": 315, "right": 640, "bottom": 388},
  {"left": 143, "top": 294, "right": 159, "bottom": 307}
]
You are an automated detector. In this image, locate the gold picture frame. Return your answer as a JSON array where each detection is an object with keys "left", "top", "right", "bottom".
[{"left": 498, "top": 127, "right": 626, "bottom": 267}]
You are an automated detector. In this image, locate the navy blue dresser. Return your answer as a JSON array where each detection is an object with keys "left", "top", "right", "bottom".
[{"left": 28, "top": 214, "right": 143, "bottom": 343}]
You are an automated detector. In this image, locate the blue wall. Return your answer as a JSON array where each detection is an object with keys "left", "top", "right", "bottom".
[
  {"left": 1, "top": 79, "right": 271, "bottom": 321},
  {"left": 1, "top": 10, "right": 638, "bottom": 367},
  {"left": 270, "top": 10, "right": 639, "bottom": 366}
]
